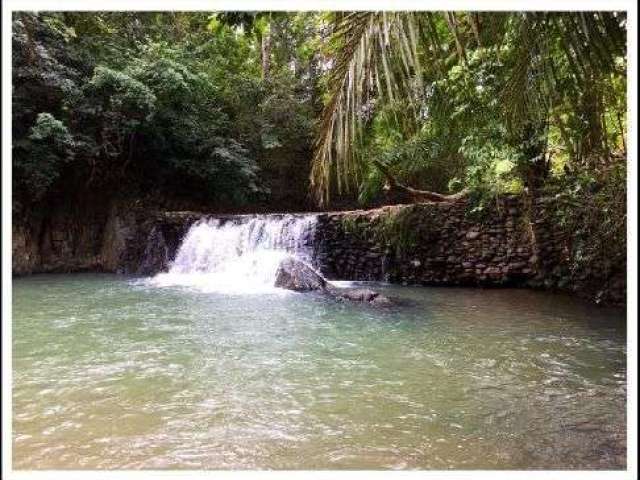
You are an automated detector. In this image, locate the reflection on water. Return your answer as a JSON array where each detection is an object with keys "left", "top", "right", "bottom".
[{"left": 13, "top": 274, "right": 626, "bottom": 469}]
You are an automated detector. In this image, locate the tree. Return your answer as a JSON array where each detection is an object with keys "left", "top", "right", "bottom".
[
  {"left": 310, "top": 12, "right": 626, "bottom": 206},
  {"left": 13, "top": 11, "right": 326, "bottom": 213}
]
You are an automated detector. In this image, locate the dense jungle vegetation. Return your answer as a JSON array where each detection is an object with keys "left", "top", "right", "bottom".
[{"left": 12, "top": 11, "right": 627, "bottom": 273}]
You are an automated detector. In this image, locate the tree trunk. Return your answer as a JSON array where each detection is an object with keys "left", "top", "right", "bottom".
[
  {"left": 445, "top": 12, "right": 468, "bottom": 65},
  {"left": 616, "top": 111, "right": 626, "bottom": 155},
  {"left": 470, "top": 13, "right": 482, "bottom": 47},
  {"left": 373, "top": 160, "right": 469, "bottom": 204},
  {"left": 261, "top": 23, "right": 271, "bottom": 80}
]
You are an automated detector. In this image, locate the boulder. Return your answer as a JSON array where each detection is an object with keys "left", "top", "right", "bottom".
[
  {"left": 274, "top": 257, "right": 327, "bottom": 292},
  {"left": 336, "top": 288, "right": 379, "bottom": 302},
  {"left": 332, "top": 287, "right": 393, "bottom": 306},
  {"left": 370, "top": 294, "right": 393, "bottom": 306},
  {"left": 274, "top": 257, "right": 394, "bottom": 306}
]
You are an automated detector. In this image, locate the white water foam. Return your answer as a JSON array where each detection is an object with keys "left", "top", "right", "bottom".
[{"left": 149, "top": 215, "right": 317, "bottom": 294}]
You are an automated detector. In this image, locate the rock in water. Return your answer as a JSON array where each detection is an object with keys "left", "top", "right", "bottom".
[
  {"left": 370, "top": 294, "right": 393, "bottom": 306},
  {"left": 274, "top": 257, "right": 327, "bottom": 292},
  {"left": 274, "top": 257, "right": 393, "bottom": 306},
  {"left": 336, "top": 288, "right": 379, "bottom": 302},
  {"left": 137, "top": 226, "right": 170, "bottom": 275},
  {"left": 334, "top": 288, "right": 393, "bottom": 306}
]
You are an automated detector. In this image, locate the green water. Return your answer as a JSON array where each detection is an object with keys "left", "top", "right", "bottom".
[{"left": 13, "top": 274, "right": 626, "bottom": 469}]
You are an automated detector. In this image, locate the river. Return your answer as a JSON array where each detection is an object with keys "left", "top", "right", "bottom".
[{"left": 13, "top": 274, "right": 626, "bottom": 469}]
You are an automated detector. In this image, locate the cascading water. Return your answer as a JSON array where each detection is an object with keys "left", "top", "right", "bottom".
[{"left": 150, "top": 215, "right": 317, "bottom": 294}]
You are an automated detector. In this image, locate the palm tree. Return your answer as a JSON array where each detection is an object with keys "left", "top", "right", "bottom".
[{"left": 310, "top": 11, "right": 626, "bottom": 206}]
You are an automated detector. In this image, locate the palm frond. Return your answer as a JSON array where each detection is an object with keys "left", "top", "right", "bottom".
[
  {"left": 310, "top": 11, "right": 626, "bottom": 206},
  {"left": 310, "top": 12, "right": 430, "bottom": 206}
]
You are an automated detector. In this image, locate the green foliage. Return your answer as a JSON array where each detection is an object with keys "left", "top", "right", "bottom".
[
  {"left": 458, "top": 130, "right": 523, "bottom": 214},
  {"left": 14, "top": 113, "right": 75, "bottom": 200},
  {"left": 83, "top": 66, "right": 157, "bottom": 159},
  {"left": 12, "top": 11, "right": 323, "bottom": 211},
  {"left": 11, "top": 10, "right": 627, "bottom": 222},
  {"left": 88, "top": 66, "right": 156, "bottom": 117},
  {"left": 311, "top": 11, "right": 627, "bottom": 207},
  {"left": 537, "top": 158, "right": 626, "bottom": 300},
  {"left": 258, "top": 72, "right": 316, "bottom": 151},
  {"left": 356, "top": 42, "right": 519, "bottom": 206}
]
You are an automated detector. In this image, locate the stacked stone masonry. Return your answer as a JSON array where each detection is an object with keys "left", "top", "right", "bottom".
[{"left": 312, "top": 196, "right": 537, "bottom": 286}]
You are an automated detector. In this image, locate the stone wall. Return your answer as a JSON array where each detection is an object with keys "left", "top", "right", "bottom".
[
  {"left": 12, "top": 201, "right": 111, "bottom": 275},
  {"left": 12, "top": 198, "right": 158, "bottom": 275},
  {"left": 528, "top": 196, "right": 626, "bottom": 306},
  {"left": 312, "top": 196, "right": 537, "bottom": 286},
  {"left": 310, "top": 195, "right": 625, "bottom": 306},
  {"left": 12, "top": 194, "right": 626, "bottom": 306}
]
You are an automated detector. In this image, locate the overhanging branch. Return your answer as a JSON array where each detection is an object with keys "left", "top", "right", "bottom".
[{"left": 373, "top": 160, "right": 469, "bottom": 203}]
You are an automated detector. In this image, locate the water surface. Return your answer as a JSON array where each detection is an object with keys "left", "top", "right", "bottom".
[{"left": 13, "top": 274, "right": 626, "bottom": 469}]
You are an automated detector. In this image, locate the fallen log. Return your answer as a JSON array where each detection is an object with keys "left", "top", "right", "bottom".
[{"left": 373, "top": 160, "right": 469, "bottom": 203}]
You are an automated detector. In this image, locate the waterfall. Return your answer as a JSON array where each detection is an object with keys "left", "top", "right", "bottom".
[{"left": 150, "top": 215, "right": 317, "bottom": 293}]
